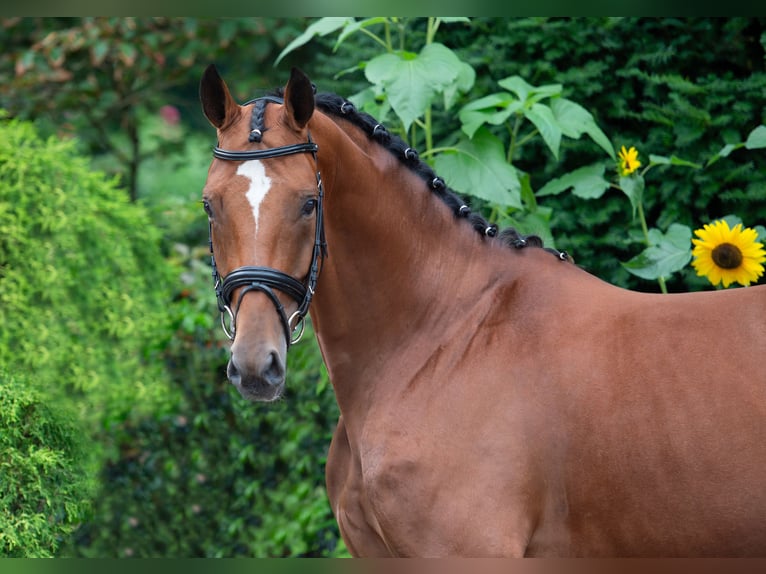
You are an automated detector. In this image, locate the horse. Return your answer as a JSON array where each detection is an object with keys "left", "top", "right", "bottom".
[{"left": 199, "top": 65, "right": 766, "bottom": 557}]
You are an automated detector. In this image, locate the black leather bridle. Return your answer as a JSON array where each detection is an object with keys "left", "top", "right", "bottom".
[{"left": 207, "top": 97, "right": 325, "bottom": 347}]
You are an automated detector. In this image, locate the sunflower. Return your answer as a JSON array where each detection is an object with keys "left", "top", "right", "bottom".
[
  {"left": 691, "top": 219, "right": 766, "bottom": 288},
  {"left": 618, "top": 146, "right": 641, "bottom": 176}
]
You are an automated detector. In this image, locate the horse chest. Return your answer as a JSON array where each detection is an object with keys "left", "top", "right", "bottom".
[{"left": 326, "top": 393, "right": 555, "bottom": 556}]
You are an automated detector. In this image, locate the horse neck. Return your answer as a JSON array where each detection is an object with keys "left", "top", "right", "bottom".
[{"left": 308, "top": 114, "right": 517, "bottom": 414}]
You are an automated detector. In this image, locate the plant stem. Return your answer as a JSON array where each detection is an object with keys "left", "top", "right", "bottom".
[
  {"left": 508, "top": 114, "right": 523, "bottom": 163},
  {"left": 424, "top": 106, "right": 433, "bottom": 154},
  {"left": 636, "top": 199, "right": 668, "bottom": 294},
  {"left": 359, "top": 28, "right": 389, "bottom": 51},
  {"left": 426, "top": 18, "right": 439, "bottom": 44},
  {"left": 419, "top": 145, "right": 460, "bottom": 159}
]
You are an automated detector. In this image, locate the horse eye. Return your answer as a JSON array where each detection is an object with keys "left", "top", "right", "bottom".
[
  {"left": 202, "top": 199, "right": 213, "bottom": 217},
  {"left": 301, "top": 198, "right": 317, "bottom": 216}
]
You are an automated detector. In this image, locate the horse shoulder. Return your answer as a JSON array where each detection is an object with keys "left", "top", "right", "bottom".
[
  {"left": 350, "top": 403, "right": 547, "bottom": 557},
  {"left": 325, "top": 416, "right": 391, "bottom": 556}
]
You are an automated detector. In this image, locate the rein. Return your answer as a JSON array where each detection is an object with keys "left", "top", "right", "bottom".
[{"left": 208, "top": 97, "right": 325, "bottom": 347}]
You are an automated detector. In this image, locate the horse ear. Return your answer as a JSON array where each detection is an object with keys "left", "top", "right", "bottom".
[
  {"left": 200, "top": 64, "right": 239, "bottom": 129},
  {"left": 283, "top": 67, "right": 315, "bottom": 131}
]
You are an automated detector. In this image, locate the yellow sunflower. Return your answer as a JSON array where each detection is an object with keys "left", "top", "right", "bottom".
[
  {"left": 691, "top": 219, "right": 766, "bottom": 288},
  {"left": 618, "top": 145, "right": 642, "bottom": 176}
]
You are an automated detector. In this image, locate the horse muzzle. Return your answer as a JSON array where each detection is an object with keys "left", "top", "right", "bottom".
[{"left": 227, "top": 346, "right": 286, "bottom": 402}]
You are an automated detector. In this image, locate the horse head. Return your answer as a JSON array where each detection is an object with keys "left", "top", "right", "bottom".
[{"left": 199, "top": 65, "right": 323, "bottom": 402}]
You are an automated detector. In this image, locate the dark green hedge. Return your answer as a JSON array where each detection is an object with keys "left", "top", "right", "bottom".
[
  {"left": 451, "top": 17, "right": 766, "bottom": 290},
  {"left": 66, "top": 317, "right": 344, "bottom": 557}
]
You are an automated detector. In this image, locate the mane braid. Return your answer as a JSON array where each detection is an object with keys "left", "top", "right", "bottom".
[{"left": 263, "top": 88, "right": 571, "bottom": 262}]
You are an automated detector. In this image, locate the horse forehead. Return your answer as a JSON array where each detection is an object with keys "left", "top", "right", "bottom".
[{"left": 236, "top": 160, "right": 274, "bottom": 233}]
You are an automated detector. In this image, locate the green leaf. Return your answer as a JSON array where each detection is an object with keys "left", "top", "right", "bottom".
[
  {"left": 519, "top": 172, "right": 537, "bottom": 211},
  {"left": 621, "top": 223, "right": 692, "bottom": 280},
  {"left": 118, "top": 43, "right": 137, "bottom": 66},
  {"left": 458, "top": 93, "right": 519, "bottom": 138},
  {"left": 745, "top": 125, "right": 766, "bottom": 149},
  {"left": 498, "top": 76, "right": 562, "bottom": 105},
  {"left": 274, "top": 17, "right": 353, "bottom": 66},
  {"left": 433, "top": 128, "right": 522, "bottom": 208},
  {"left": 443, "top": 61, "right": 475, "bottom": 110},
  {"left": 720, "top": 214, "right": 743, "bottom": 229},
  {"left": 706, "top": 142, "right": 742, "bottom": 167},
  {"left": 524, "top": 103, "right": 562, "bottom": 160},
  {"left": 537, "top": 163, "right": 610, "bottom": 199},
  {"left": 550, "top": 98, "right": 615, "bottom": 160},
  {"left": 91, "top": 41, "right": 109, "bottom": 66},
  {"left": 365, "top": 43, "right": 469, "bottom": 131},
  {"left": 334, "top": 17, "right": 388, "bottom": 49},
  {"left": 618, "top": 174, "right": 645, "bottom": 218}
]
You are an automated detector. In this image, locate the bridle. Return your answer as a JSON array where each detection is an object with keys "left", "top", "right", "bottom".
[{"left": 207, "top": 96, "right": 326, "bottom": 347}]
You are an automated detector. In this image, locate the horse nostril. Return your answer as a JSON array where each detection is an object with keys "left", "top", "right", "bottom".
[
  {"left": 262, "top": 351, "right": 285, "bottom": 387},
  {"left": 227, "top": 358, "right": 241, "bottom": 385}
]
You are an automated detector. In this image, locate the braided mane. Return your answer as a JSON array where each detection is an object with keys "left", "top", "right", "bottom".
[{"left": 260, "top": 89, "right": 570, "bottom": 261}]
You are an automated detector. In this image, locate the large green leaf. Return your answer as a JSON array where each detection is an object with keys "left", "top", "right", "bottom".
[
  {"left": 498, "top": 75, "right": 562, "bottom": 105},
  {"left": 621, "top": 224, "right": 692, "bottom": 280},
  {"left": 618, "top": 174, "right": 645, "bottom": 218},
  {"left": 524, "top": 103, "right": 562, "bottom": 160},
  {"left": 550, "top": 98, "right": 615, "bottom": 160},
  {"left": 537, "top": 163, "right": 610, "bottom": 199},
  {"left": 433, "top": 128, "right": 522, "bottom": 208},
  {"left": 443, "top": 60, "right": 475, "bottom": 111},
  {"left": 365, "top": 42, "right": 470, "bottom": 131},
  {"left": 274, "top": 17, "right": 353, "bottom": 65}
]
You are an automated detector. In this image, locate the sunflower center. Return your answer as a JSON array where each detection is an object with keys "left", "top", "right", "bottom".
[{"left": 711, "top": 242, "right": 743, "bottom": 269}]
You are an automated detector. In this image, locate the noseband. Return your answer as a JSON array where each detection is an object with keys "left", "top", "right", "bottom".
[{"left": 208, "top": 97, "right": 325, "bottom": 347}]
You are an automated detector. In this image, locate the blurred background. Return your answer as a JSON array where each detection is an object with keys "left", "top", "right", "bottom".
[{"left": 1, "top": 17, "right": 764, "bottom": 557}]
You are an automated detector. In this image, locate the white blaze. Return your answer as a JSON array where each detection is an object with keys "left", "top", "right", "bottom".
[{"left": 237, "top": 160, "right": 272, "bottom": 234}]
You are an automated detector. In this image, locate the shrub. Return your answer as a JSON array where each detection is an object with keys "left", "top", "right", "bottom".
[
  {"left": 0, "top": 112, "right": 176, "bottom": 433},
  {"left": 0, "top": 371, "right": 94, "bottom": 557}
]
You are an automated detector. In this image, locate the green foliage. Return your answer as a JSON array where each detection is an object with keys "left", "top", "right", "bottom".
[
  {"left": 0, "top": 17, "right": 306, "bottom": 200},
  {"left": 0, "top": 113, "right": 175, "bottom": 433},
  {"left": 0, "top": 371, "right": 95, "bottom": 557},
  {"left": 460, "top": 17, "right": 766, "bottom": 291},
  {"left": 621, "top": 223, "right": 693, "bottom": 281}
]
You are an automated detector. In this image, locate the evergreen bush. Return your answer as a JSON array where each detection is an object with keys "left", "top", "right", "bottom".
[
  {"left": 0, "top": 112, "right": 176, "bottom": 431},
  {"left": 0, "top": 371, "right": 94, "bottom": 557}
]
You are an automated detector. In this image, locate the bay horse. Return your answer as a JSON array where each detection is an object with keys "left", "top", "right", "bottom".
[{"left": 199, "top": 65, "right": 766, "bottom": 557}]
